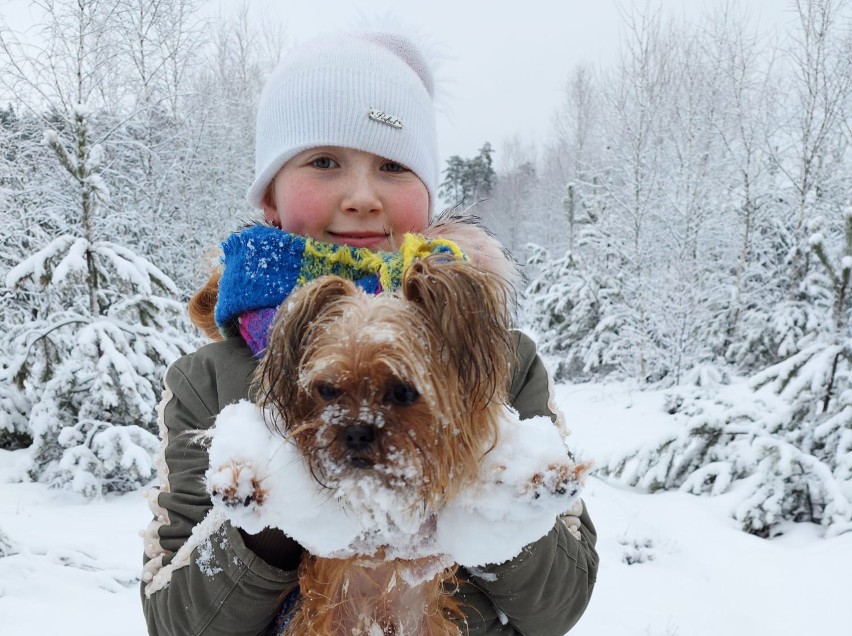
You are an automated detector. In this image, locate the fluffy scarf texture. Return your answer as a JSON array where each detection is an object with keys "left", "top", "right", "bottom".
[{"left": 214, "top": 224, "right": 467, "bottom": 357}]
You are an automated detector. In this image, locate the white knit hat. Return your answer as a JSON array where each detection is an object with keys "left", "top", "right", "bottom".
[{"left": 247, "top": 32, "right": 438, "bottom": 213}]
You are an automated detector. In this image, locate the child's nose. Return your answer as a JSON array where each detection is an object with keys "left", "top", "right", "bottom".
[{"left": 341, "top": 172, "right": 382, "bottom": 214}]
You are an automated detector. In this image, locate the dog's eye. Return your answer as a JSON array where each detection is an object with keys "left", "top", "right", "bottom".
[
  {"left": 315, "top": 382, "right": 342, "bottom": 401},
  {"left": 387, "top": 382, "right": 419, "bottom": 406}
]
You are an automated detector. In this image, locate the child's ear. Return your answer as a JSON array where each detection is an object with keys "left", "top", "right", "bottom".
[{"left": 261, "top": 185, "right": 281, "bottom": 227}]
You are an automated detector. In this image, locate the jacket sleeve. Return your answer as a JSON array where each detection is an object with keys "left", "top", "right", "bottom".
[
  {"left": 455, "top": 330, "right": 599, "bottom": 635},
  {"left": 140, "top": 350, "right": 298, "bottom": 636}
]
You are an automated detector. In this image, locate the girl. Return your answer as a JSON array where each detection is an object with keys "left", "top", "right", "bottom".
[{"left": 140, "top": 31, "right": 597, "bottom": 636}]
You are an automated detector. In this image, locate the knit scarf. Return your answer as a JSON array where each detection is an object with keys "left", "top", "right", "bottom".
[{"left": 214, "top": 224, "right": 466, "bottom": 357}]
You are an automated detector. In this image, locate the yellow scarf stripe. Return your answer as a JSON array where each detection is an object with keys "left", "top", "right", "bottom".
[
  {"left": 298, "top": 233, "right": 467, "bottom": 292},
  {"left": 379, "top": 234, "right": 467, "bottom": 291},
  {"left": 298, "top": 238, "right": 386, "bottom": 286}
]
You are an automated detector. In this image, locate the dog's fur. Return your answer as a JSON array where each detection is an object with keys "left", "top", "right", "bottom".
[{"left": 253, "top": 254, "right": 515, "bottom": 635}]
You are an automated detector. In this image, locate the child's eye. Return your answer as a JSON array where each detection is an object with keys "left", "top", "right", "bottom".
[
  {"left": 311, "top": 157, "right": 338, "bottom": 169},
  {"left": 381, "top": 161, "right": 409, "bottom": 173}
]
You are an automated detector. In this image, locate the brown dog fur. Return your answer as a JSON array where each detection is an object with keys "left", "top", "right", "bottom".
[{"left": 253, "top": 255, "right": 515, "bottom": 635}]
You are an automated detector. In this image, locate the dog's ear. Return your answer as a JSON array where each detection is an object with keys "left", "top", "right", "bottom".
[
  {"left": 254, "top": 276, "right": 357, "bottom": 432},
  {"left": 403, "top": 255, "right": 513, "bottom": 406}
]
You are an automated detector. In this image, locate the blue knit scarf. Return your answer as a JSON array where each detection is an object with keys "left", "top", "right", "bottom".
[{"left": 214, "top": 224, "right": 465, "bottom": 356}]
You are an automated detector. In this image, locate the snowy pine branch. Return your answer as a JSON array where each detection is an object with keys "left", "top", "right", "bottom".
[{"left": 5, "top": 235, "right": 81, "bottom": 290}]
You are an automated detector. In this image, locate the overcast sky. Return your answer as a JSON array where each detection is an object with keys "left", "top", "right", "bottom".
[
  {"left": 2, "top": 0, "right": 799, "bottom": 169},
  {"left": 232, "top": 0, "right": 798, "bottom": 168}
]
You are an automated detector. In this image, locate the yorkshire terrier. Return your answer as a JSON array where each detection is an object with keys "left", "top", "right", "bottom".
[
  {"left": 206, "top": 221, "right": 586, "bottom": 635},
  {"left": 259, "top": 254, "right": 513, "bottom": 635}
]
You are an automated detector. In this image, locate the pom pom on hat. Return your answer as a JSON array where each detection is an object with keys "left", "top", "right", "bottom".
[{"left": 247, "top": 32, "right": 439, "bottom": 213}]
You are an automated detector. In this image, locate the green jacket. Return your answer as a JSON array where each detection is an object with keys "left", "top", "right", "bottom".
[{"left": 140, "top": 331, "right": 597, "bottom": 635}]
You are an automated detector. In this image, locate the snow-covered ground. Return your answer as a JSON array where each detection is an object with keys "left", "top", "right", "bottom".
[
  {"left": 557, "top": 382, "right": 852, "bottom": 636},
  {"left": 1, "top": 380, "right": 850, "bottom": 636}
]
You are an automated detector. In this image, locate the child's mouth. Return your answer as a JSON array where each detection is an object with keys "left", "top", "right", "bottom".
[{"left": 328, "top": 232, "right": 388, "bottom": 249}]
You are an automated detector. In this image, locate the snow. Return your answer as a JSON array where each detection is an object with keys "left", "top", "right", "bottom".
[
  {"left": 5, "top": 234, "right": 79, "bottom": 289},
  {"left": 0, "top": 452, "right": 148, "bottom": 634},
  {"left": 2, "top": 379, "right": 852, "bottom": 635},
  {"left": 204, "top": 400, "right": 583, "bottom": 568}
]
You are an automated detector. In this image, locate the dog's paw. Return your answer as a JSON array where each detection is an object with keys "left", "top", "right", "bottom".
[
  {"left": 524, "top": 462, "right": 587, "bottom": 501},
  {"left": 208, "top": 460, "right": 268, "bottom": 508}
]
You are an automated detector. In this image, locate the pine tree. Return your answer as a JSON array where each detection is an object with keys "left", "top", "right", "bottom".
[
  {"left": 439, "top": 142, "right": 496, "bottom": 207},
  {"left": 0, "top": 0, "right": 286, "bottom": 471},
  {"left": 4, "top": 105, "right": 193, "bottom": 496},
  {"left": 740, "top": 212, "right": 852, "bottom": 536},
  {"left": 524, "top": 240, "right": 624, "bottom": 381},
  {"left": 602, "top": 214, "right": 852, "bottom": 537},
  {"left": 0, "top": 381, "right": 30, "bottom": 450}
]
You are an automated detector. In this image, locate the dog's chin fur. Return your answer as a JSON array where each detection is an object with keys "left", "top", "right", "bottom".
[{"left": 255, "top": 247, "right": 516, "bottom": 635}]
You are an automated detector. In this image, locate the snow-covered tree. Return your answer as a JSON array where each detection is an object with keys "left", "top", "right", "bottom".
[
  {"left": 740, "top": 212, "right": 852, "bottom": 535},
  {"left": 0, "top": 381, "right": 30, "bottom": 450},
  {"left": 524, "top": 234, "right": 625, "bottom": 381},
  {"left": 781, "top": 0, "right": 852, "bottom": 287},
  {"left": 5, "top": 105, "right": 193, "bottom": 495},
  {"left": 168, "top": 3, "right": 285, "bottom": 287},
  {"left": 601, "top": 212, "right": 852, "bottom": 537},
  {"left": 552, "top": 64, "right": 601, "bottom": 196},
  {"left": 483, "top": 137, "right": 541, "bottom": 258},
  {"left": 518, "top": 0, "right": 852, "bottom": 537},
  {"left": 1, "top": 0, "right": 195, "bottom": 494},
  {"left": 439, "top": 142, "right": 496, "bottom": 208},
  {"left": 725, "top": 0, "right": 850, "bottom": 375},
  {"left": 697, "top": 6, "right": 783, "bottom": 370}
]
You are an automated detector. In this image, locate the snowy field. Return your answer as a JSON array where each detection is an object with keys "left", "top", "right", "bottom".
[{"left": 1, "top": 380, "right": 850, "bottom": 636}]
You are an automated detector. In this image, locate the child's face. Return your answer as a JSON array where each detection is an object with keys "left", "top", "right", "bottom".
[{"left": 263, "top": 147, "right": 430, "bottom": 252}]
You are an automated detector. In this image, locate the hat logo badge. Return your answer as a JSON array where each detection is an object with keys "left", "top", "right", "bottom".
[{"left": 369, "top": 108, "right": 403, "bottom": 129}]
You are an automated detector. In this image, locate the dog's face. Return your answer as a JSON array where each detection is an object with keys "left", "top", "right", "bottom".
[{"left": 255, "top": 256, "right": 514, "bottom": 512}]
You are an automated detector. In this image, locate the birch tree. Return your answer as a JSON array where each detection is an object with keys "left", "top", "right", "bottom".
[
  {"left": 775, "top": 0, "right": 852, "bottom": 304},
  {"left": 596, "top": 4, "right": 677, "bottom": 380}
]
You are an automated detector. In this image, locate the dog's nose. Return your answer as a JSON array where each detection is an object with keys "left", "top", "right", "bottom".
[{"left": 342, "top": 424, "right": 375, "bottom": 451}]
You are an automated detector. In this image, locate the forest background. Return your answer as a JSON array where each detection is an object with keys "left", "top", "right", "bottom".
[{"left": 1, "top": 0, "right": 851, "bottom": 551}]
